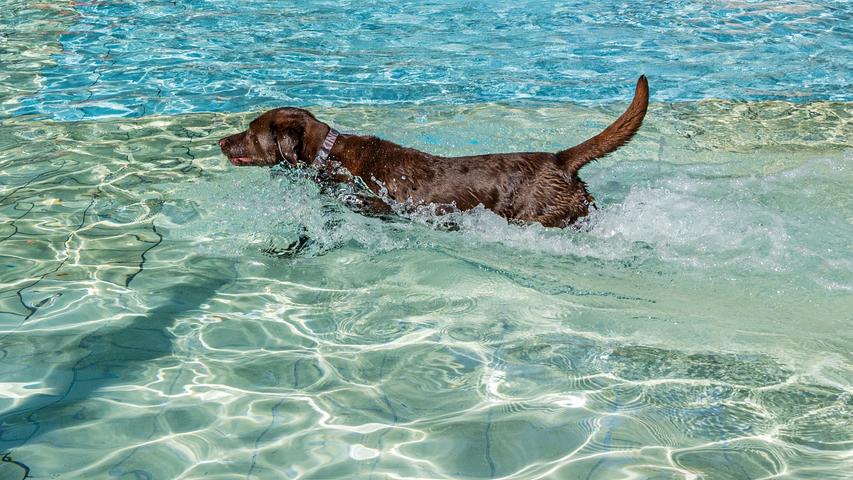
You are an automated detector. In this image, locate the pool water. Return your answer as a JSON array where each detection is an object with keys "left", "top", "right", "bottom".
[
  {"left": 10, "top": 0, "right": 853, "bottom": 119},
  {"left": 1, "top": 1, "right": 851, "bottom": 479}
]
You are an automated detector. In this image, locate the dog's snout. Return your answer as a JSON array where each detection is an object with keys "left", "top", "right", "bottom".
[{"left": 218, "top": 138, "right": 226, "bottom": 148}]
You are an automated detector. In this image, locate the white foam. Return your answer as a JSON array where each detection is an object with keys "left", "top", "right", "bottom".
[{"left": 163, "top": 151, "right": 850, "bottom": 290}]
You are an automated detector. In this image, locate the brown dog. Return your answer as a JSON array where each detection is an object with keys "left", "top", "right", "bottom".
[{"left": 219, "top": 76, "right": 648, "bottom": 227}]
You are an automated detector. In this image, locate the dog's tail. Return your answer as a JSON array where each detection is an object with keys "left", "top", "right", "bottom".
[{"left": 557, "top": 75, "right": 649, "bottom": 174}]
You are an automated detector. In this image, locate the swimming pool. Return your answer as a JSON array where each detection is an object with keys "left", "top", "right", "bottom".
[{"left": 1, "top": 1, "right": 851, "bottom": 478}]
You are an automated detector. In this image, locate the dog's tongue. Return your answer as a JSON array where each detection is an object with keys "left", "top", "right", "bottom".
[{"left": 229, "top": 157, "right": 251, "bottom": 166}]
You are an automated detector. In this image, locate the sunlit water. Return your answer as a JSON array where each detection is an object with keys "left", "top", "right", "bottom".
[{"left": 1, "top": 1, "right": 852, "bottom": 479}]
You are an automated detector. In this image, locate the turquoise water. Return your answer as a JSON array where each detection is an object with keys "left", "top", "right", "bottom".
[
  {"left": 1, "top": 1, "right": 852, "bottom": 479},
  {"left": 9, "top": 0, "right": 853, "bottom": 119}
]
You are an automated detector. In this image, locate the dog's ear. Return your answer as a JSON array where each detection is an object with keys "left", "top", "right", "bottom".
[{"left": 272, "top": 124, "right": 303, "bottom": 165}]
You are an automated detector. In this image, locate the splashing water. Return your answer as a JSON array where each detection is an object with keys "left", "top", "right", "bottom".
[{"left": 1, "top": 1, "right": 851, "bottom": 479}]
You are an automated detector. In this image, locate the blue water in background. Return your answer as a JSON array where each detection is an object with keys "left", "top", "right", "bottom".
[{"left": 14, "top": 0, "right": 853, "bottom": 120}]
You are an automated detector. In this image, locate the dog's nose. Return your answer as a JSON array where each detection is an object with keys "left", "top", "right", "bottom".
[{"left": 218, "top": 139, "right": 226, "bottom": 147}]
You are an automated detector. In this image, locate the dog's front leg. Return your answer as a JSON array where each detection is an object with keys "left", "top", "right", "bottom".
[{"left": 343, "top": 194, "right": 397, "bottom": 221}]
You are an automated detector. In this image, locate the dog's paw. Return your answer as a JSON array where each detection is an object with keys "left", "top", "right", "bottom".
[{"left": 261, "top": 234, "right": 313, "bottom": 258}]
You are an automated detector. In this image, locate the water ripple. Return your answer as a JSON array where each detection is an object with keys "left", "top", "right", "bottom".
[{"left": 0, "top": 101, "right": 850, "bottom": 477}]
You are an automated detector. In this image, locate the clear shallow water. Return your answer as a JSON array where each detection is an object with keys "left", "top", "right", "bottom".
[{"left": 1, "top": 1, "right": 852, "bottom": 479}]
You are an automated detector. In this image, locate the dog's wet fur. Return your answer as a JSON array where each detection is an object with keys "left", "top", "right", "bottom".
[{"left": 219, "top": 76, "right": 649, "bottom": 228}]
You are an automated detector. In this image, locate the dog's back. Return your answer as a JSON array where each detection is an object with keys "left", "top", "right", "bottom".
[{"left": 355, "top": 76, "right": 649, "bottom": 226}]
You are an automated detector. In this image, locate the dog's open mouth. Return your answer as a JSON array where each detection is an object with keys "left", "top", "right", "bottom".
[{"left": 228, "top": 157, "right": 253, "bottom": 165}]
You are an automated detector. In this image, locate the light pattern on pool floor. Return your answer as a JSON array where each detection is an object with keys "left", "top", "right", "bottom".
[{"left": 1, "top": 101, "right": 851, "bottom": 478}]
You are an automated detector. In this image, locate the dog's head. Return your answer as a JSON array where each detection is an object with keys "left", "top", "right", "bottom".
[{"left": 219, "top": 107, "right": 320, "bottom": 167}]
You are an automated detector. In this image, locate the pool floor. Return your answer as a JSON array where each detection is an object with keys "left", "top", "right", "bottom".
[{"left": 1, "top": 1, "right": 852, "bottom": 479}]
